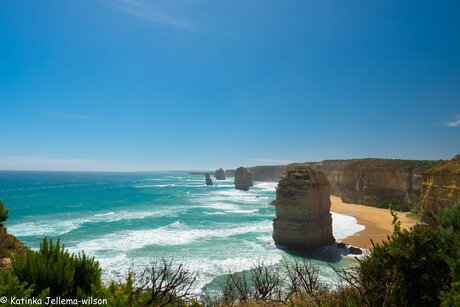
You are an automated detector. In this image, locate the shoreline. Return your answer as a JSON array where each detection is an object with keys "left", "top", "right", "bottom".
[{"left": 330, "top": 195, "right": 419, "bottom": 250}]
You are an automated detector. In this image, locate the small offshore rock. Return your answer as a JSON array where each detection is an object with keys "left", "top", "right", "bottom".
[
  {"left": 349, "top": 246, "right": 363, "bottom": 255},
  {"left": 337, "top": 242, "right": 347, "bottom": 249},
  {"left": 205, "top": 173, "right": 213, "bottom": 186}
]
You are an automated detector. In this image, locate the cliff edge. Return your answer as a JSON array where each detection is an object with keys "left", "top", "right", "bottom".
[
  {"left": 421, "top": 158, "right": 460, "bottom": 223},
  {"left": 0, "top": 226, "right": 26, "bottom": 270},
  {"left": 273, "top": 166, "right": 335, "bottom": 250}
]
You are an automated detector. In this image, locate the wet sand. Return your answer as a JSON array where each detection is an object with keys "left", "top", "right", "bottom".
[{"left": 330, "top": 195, "right": 419, "bottom": 249}]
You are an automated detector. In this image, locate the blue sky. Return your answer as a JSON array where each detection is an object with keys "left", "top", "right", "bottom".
[{"left": 0, "top": 0, "right": 459, "bottom": 171}]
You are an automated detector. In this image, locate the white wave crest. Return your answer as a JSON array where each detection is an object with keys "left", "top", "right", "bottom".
[
  {"left": 72, "top": 220, "right": 273, "bottom": 253},
  {"left": 331, "top": 212, "right": 365, "bottom": 240}
]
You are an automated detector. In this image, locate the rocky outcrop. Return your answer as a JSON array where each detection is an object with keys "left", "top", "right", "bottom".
[
  {"left": 421, "top": 158, "right": 460, "bottom": 224},
  {"left": 225, "top": 169, "right": 236, "bottom": 177},
  {"left": 273, "top": 166, "right": 335, "bottom": 250},
  {"left": 205, "top": 173, "right": 213, "bottom": 186},
  {"left": 0, "top": 226, "right": 26, "bottom": 270},
  {"left": 214, "top": 168, "right": 226, "bottom": 180},
  {"left": 234, "top": 167, "right": 253, "bottom": 191}
]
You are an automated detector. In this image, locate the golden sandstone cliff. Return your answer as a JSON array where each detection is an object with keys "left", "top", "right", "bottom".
[
  {"left": 227, "top": 159, "right": 443, "bottom": 209},
  {"left": 421, "top": 158, "right": 460, "bottom": 223},
  {"left": 273, "top": 167, "right": 335, "bottom": 250},
  {"left": 307, "top": 159, "right": 439, "bottom": 207}
]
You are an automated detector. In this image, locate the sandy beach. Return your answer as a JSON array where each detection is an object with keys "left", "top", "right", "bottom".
[{"left": 330, "top": 195, "right": 419, "bottom": 249}]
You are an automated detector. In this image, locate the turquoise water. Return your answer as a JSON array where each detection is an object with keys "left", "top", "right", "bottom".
[{"left": 0, "top": 171, "right": 363, "bottom": 291}]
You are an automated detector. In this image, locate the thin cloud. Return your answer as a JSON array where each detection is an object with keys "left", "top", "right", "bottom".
[
  {"left": 250, "top": 158, "right": 293, "bottom": 165},
  {"left": 118, "top": 0, "right": 196, "bottom": 30},
  {"left": 445, "top": 114, "right": 460, "bottom": 127}
]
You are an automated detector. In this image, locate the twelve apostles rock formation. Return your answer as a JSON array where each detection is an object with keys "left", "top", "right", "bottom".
[
  {"left": 205, "top": 173, "right": 213, "bottom": 186},
  {"left": 421, "top": 158, "right": 460, "bottom": 224},
  {"left": 214, "top": 168, "right": 226, "bottom": 180},
  {"left": 273, "top": 166, "right": 335, "bottom": 250},
  {"left": 234, "top": 167, "right": 253, "bottom": 191}
]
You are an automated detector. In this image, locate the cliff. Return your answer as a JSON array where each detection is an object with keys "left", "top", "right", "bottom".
[
  {"left": 421, "top": 158, "right": 460, "bottom": 223},
  {"left": 0, "top": 226, "right": 26, "bottom": 270},
  {"left": 225, "top": 159, "right": 442, "bottom": 209},
  {"left": 234, "top": 167, "right": 253, "bottom": 191},
  {"left": 214, "top": 168, "right": 226, "bottom": 180},
  {"left": 205, "top": 173, "right": 213, "bottom": 186},
  {"left": 273, "top": 166, "right": 335, "bottom": 250},
  {"left": 288, "top": 159, "right": 442, "bottom": 209},
  {"left": 247, "top": 165, "right": 287, "bottom": 182}
]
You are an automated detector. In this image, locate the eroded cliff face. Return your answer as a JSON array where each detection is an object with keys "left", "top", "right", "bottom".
[
  {"left": 317, "top": 160, "right": 425, "bottom": 206},
  {"left": 273, "top": 167, "right": 334, "bottom": 250},
  {"left": 421, "top": 158, "right": 460, "bottom": 223},
  {"left": 288, "top": 159, "right": 441, "bottom": 208},
  {"left": 227, "top": 159, "right": 442, "bottom": 207},
  {"left": 247, "top": 165, "right": 287, "bottom": 182}
]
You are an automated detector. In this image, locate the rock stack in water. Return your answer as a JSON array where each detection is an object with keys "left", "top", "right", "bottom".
[
  {"left": 205, "top": 173, "right": 213, "bottom": 186},
  {"left": 214, "top": 168, "right": 226, "bottom": 180},
  {"left": 234, "top": 167, "right": 253, "bottom": 191},
  {"left": 273, "top": 166, "right": 335, "bottom": 250}
]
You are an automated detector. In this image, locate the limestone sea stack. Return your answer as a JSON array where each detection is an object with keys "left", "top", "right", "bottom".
[
  {"left": 273, "top": 166, "right": 335, "bottom": 250},
  {"left": 205, "top": 173, "right": 213, "bottom": 186},
  {"left": 214, "top": 168, "right": 226, "bottom": 180},
  {"left": 234, "top": 167, "right": 253, "bottom": 191}
]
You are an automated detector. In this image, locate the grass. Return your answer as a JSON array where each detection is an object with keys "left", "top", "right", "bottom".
[{"left": 406, "top": 213, "right": 420, "bottom": 219}]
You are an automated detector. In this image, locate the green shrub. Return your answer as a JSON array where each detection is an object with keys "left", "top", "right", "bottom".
[
  {"left": 377, "top": 198, "right": 410, "bottom": 212},
  {"left": 434, "top": 202, "right": 460, "bottom": 306},
  {"left": 0, "top": 270, "right": 50, "bottom": 306},
  {"left": 357, "top": 208, "right": 456, "bottom": 306},
  {"left": 13, "top": 237, "right": 101, "bottom": 298},
  {"left": 0, "top": 200, "right": 9, "bottom": 226}
]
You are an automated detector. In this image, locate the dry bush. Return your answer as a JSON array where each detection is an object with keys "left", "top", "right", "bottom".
[{"left": 133, "top": 258, "right": 197, "bottom": 307}]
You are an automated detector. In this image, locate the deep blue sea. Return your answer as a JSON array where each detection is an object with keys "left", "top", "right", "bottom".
[{"left": 0, "top": 171, "right": 363, "bottom": 292}]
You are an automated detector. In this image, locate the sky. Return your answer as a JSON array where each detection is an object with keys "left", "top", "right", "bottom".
[{"left": 0, "top": 0, "right": 459, "bottom": 171}]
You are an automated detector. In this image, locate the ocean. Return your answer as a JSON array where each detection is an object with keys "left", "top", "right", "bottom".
[{"left": 0, "top": 170, "right": 364, "bottom": 292}]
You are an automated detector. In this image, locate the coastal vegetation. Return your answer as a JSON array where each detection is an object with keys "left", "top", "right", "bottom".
[
  {"left": 320, "top": 158, "right": 444, "bottom": 171},
  {"left": 0, "top": 200, "right": 9, "bottom": 226},
  {"left": 1, "top": 199, "right": 459, "bottom": 306},
  {"left": 376, "top": 198, "right": 410, "bottom": 212}
]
